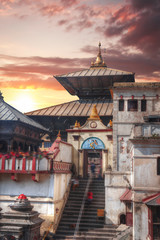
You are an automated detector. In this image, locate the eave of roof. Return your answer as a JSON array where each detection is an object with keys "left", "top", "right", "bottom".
[
  {"left": 114, "top": 82, "right": 160, "bottom": 89},
  {"left": 55, "top": 67, "right": 134, "bottom": 78},
  {"left": 0, "top": 100, "right": 48, "bottom": 132},
  {"left": 143, "top": 192, "right": 160, "bottom": 206},
  {"left": 130, "top": 137, "right": 160, "bottom": 144},
  {"left": 120, "top": 188, "right": 132, "bottom": 201},
  {"left": 25, "top": 99, "right": 113, "bottom": 117}
]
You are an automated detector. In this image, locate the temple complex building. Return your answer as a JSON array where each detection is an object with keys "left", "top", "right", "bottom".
[
  {"left": 1, "top": 43, "right": 160, "bottom": 239},
  {"left": 105, "top": 82, "right": 160, "bottom": 239},
  {"left": 26, "top": 43, "right": 135, "bottom": 142},
  {"left": 0, "top": 92, "right": 48, "bottom": 153}
]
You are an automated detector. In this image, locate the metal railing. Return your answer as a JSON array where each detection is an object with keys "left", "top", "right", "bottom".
[{"left": 73, "top": 174, "right": 93, "bottom": 240}]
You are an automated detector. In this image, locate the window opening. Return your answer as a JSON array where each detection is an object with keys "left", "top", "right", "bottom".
[
  {"left": 128, "top": 100, "right": 138, "bottom": 111},
  {"left": 119, "top": 100, "right": 124, "bottom": 111},
  {"left": 141, "top": 100, "right": 146, "bottom": 112}
]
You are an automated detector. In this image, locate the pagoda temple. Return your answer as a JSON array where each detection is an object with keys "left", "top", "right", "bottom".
[
  {"left": 0, "top": 92, "right": 48, "bottom": 153},
  {"left": 26, "top": 43, "right": 135, "bottom": 141}
]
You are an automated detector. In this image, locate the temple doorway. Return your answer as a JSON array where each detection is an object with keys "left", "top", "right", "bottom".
[{"left": 83, "top": 149, "right": 102, "bottom": 178}]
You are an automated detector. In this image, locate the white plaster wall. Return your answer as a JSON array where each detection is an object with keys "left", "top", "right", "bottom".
[
  {"left": 39, "top": 157, "right": 49, "bottom": 170},
  {"left": 134, "top": 144, "right": 160, "bottom": 156},
  {"left": 53, "top": 173, "right": 71, "bottom": 201},
  {"left": 0, "top": 174, "right": 54, "bottom": 198},
  {"left": 133, "top": 202, "right": 148, "bottom": 240},
  {"left": 134, "top": 157, "right": 160, "bottom": 188},
  {"left": 153, "top": 99, "right": 160, "bottom": 111},
  {"left": 59, "top": 143, "right": 72, "bottom": 163},
  {"left": 105, "top": 171, "right": 131, "bottom": 224},
  {"left": 117, "top": 135, "right": 133, "bottom": 171},
  {"left": 105, "top": 187, "right": 126, "bottom": 224},
  {"left": 105, "top": 171, "right": 131, "bottom": 187}
]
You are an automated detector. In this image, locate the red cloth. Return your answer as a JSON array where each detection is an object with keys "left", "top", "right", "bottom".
[{"left": 88, "top": 192, "right": 93, "bottom": 200}]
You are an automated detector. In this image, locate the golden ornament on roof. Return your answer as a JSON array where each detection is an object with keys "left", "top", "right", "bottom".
[
  {"left": 74, "top": 120, "right": 79, "bottom": 128},
  {"left": 109, "top": 120, "right": 112, "bottom": 127},
  {"left": 90, "top": 42, "right": 107, "bottom": 68},
  {"left": 57, "top": 130, "right": 61, "bottom": 140},
  {"left": 88, "top": 104, "right": 100, "bottom": 120}
]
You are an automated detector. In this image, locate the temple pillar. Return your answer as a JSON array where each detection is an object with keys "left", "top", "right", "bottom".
[
  {"left": 102, "top": 149, "right": 108, "bottom": 172},
  {"left": 78, "top": 150, "right": 83, "bottom": 177}
]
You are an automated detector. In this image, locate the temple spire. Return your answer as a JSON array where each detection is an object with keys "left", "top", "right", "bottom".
[
  {"left": 90, "top": 42, "right": 107, "bottom": 68},
  {"left": 98, "top": 42, "right": 101, "bottom": 55}
]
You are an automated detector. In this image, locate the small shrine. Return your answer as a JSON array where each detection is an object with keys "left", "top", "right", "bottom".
[
  {"left": 67, "top": 105, "right": 113, "bottom": 178},
  {"left": 0, "top": 194, "right": 44, "bottom": 240}
]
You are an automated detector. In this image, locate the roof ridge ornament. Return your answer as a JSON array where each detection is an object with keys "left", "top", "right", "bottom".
[
  {"left": 57, "top": 130, "right": 61, "bottom": 140},
  {"left": 90, "top": 42, "right": 107, "bottom": 68},
  {"left": 88, "top": 104, "right": 101, "bottom": 120}
]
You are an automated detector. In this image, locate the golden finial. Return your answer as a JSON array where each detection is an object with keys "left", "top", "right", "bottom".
[
  {"left": 88, "top": 105, "right": 100, "bottom": 120},
  {"left": 109, "top": 120, "right": 112, "bottom": 127},
  {"left": 74, "top": 120, "right": 79, "bottom": 128},
  {"left": 90, "top": 42, "right": 107, "bottom": 68},
  {"left": 57, "top": 130, "right": 61, "bottom": 140},
  {"left": 91, "top": 61, "right": 94, "bottom": 66},
  {"left": 99, "top": 42, "right": 101, "bottom": 54},
  {"left": 78, "top": 122, "right": 81, "bottom": 128}
]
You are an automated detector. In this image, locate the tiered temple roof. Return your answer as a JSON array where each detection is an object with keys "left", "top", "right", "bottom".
[{"left": 54, "top": 43, "right": 135, "bottom": 99}]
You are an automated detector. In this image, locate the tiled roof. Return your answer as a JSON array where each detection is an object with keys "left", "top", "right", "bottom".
[
  {"left": 54, "top": 67, "right": 135, "bottom": 98},
  {"left": 143, "top": 192, "right": 160, "bottom": 206},
  {"left": 120, "top": 189, "right": 132, "bottom": 201},
  {"left": 55, "top": 67, "right": 134, "bottom": 78},
  {"left": 26, "top": 99, "right": 113, "bottom": 117},
  {"left": 0, "top": 100, "right": 48, "bottom": 131}
]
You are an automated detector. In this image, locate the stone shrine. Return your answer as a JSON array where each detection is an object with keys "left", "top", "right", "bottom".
[{"left": 0, "top": 194, "right": 44, "bottom": 240}]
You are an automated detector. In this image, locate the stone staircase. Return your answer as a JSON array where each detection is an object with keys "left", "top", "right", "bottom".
[{"left": 55, "top": 178, "right": 118, "bottom": 240}]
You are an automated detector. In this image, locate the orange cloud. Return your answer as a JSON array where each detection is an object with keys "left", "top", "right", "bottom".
[
  {"left": 0, "top": 77, "right": 64, "bottom": 90},
  {"left": 0, "top": 54, "right": 90, "bottom": 90}
]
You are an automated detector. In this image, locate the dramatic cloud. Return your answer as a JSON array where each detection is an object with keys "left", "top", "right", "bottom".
[
  {"left": 0, "top": 0, "right": 160, "bottom": 96},
  {"left": 0, "top": 54, "right": 90, "bottom": 90},
  {"left": 81, "top": 44, "right": 160, "bottom": 82},
  {"left": 103, "top": 0, "right": 160, "bottom": 58}
]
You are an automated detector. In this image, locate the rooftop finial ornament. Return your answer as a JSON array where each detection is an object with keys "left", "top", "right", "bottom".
[
  {"left": 90, "top": 42, "right": 107, "bottom": 68},
  {"left": 88, "top": 104, "right": 101, "bottom": 120},
  {"left": 99, "top": 42, "right": 101, "bottom": 55},
  {"left": 57, "top": 130, "right": 61, "bottom": 140}
]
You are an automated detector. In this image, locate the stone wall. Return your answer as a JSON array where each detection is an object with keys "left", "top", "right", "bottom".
[{"left": 105, "top": 171, "right": 131, "bottom": 224}]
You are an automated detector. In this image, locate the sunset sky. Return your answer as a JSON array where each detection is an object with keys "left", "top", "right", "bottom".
[{"left": 0, "top": 0, "right": 160, "bottom": 113}]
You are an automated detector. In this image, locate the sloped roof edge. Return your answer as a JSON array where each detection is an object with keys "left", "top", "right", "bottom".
[{"left": 0, "top": 100, "right": 49, "bottom": 132}]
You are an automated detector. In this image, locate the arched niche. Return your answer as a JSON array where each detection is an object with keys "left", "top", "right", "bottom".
[{"left": 81, "top": 137, "right": 105, "bottom": 150}]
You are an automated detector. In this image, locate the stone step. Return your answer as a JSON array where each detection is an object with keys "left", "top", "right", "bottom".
[
  {"left": 58, "top": 221, "right": 104, "bottom": 229},
  {"left": 60, "top": 218, "right": 104, "bottom": 225},
  {"left": 55, "top": 178, "right": 106, "bottom": 240},
  {"left": 68, "top": 194, "right": 105, "bottom": 199},
  {"left": 65, "top": 201, "right": 105, "bottom": 206},
  {"left": 55, "top": 234, "right": 114, "bottom": 240}
]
